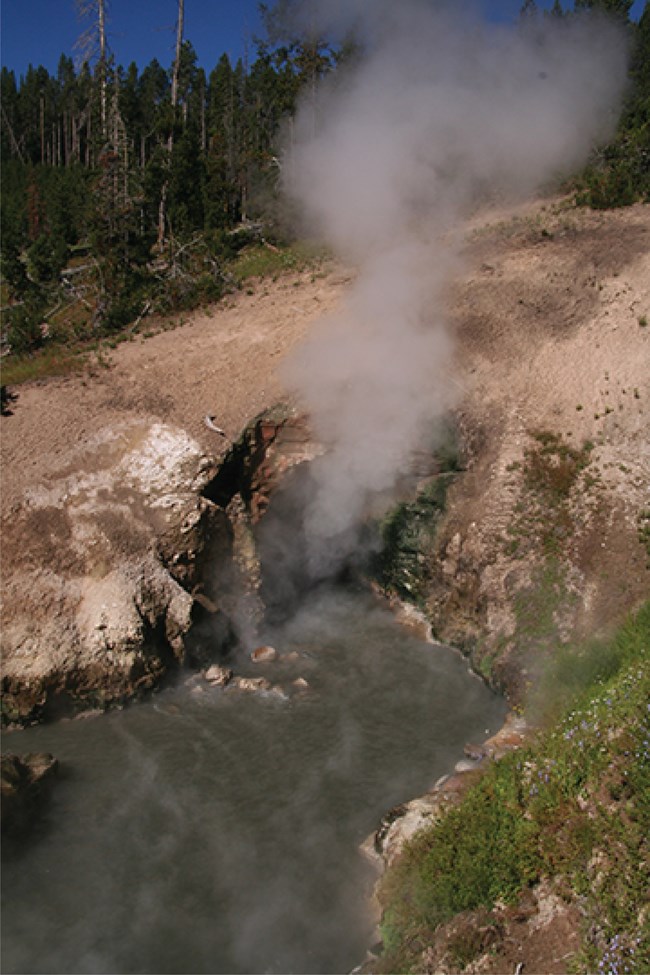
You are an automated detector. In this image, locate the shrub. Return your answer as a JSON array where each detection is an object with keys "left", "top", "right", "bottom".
[{"left": 1, "top": 300, "right": 46, "bottom": 356}]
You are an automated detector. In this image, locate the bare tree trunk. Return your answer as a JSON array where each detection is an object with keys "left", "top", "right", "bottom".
[
  {"left": 157, "top": 0, "right": 184, "bottom": 248},
  {"left": 170, "top": 0, "right": 184, "bottom": 111},
  {"left": 98, "top": 0, "right": 107, "bottom": 140},
  {"left": 40, "top": 95, "right": 45, "bottom": 164},
  {"left": 1, "top": 103, "right": 25, "bottom": 161},
  {"left": 86, "top": 111, "right": 92, "bottom": 167},
  {"left": 76, "top": 1, "right": 108, "bottom": 144},
  {"left": 200, "top": 78, "right": 206, "bottom": 152}
]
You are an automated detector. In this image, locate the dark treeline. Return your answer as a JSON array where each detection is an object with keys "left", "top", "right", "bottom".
[
  {"left": 0, "top": 0, "right": 345, "bottom": 354},
  {"left": 0, "top": 37, "right": 338, "bottom": 235},
  {"left": 0, "top": 0, "right": 648, "bottom": 360}
]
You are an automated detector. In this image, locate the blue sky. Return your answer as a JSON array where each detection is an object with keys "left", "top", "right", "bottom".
[
  {"left": 1, "top": 0, "right": 646, "bottom": 78},
  {"left": 1, "top": 0, "right": 264, "bottom": 77}
]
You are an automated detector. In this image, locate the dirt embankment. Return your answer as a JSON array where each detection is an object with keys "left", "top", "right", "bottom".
[
  {"left": 433, "top": 200, "right": 650, "bottom": 699},
  {"left": 1, "top": 200, "right": 648, "bottom": 720}
]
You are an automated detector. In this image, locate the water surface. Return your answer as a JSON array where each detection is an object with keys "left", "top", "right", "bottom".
[{"left": 2, "top": 587, "right": 505, "bottom": 974}]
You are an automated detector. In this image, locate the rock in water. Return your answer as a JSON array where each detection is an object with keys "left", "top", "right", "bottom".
[
  {"left": 1, "top": 752, "right": 59, "bottom": 837},
  {"left": 232, "top": 677, "right": 272, "bottom": 693},
  {"left": 203, "top": 665, "right": 234, "bottom": 687},
  {"left": 250, "top": 645, "right": 278, "bottom": 664}
]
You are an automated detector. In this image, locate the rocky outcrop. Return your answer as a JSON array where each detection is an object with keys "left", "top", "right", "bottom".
[
  {"left": 203, "top": 402, "right": 320, "bottom": 523},
  {"left": 1, "top": 752, "right": 59, "bottom": 837},
  {"left": 1, "top": 406, "right": 320, "bottom": 726},
  {"left": 1, "top": 420, "right": 215, "bottom": 724},
  {"left": 192, "top": 404, "right": 322, "bottom": 645}
]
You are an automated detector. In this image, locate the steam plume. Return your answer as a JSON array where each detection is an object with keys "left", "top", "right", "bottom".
[{"left": 281, "top": 0, "right": 627, "bottom": 572}]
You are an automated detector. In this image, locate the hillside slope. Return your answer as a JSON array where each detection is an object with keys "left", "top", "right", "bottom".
[
  {"left": 435, "top": 199, "right": 649, "bottom": 699},
  {"left": 1, "top": 198, "right": 648, "bottom": 708}
]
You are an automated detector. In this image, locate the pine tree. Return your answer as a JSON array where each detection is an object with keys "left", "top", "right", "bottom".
[
  {"left": 574, "top": 0, "right": 633, "bottom": 20},
  {"left": 519, "top": 0, "right": 539, "bottom": 21}
]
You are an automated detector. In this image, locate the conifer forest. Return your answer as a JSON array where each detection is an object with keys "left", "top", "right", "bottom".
[{"left": 0, "top": 0, "right": 648, "bottom": 365}]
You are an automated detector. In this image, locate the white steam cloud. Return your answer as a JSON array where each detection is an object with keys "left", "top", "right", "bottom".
[{"left": 280, "top": 0, "right": 628, "bottom": 572}]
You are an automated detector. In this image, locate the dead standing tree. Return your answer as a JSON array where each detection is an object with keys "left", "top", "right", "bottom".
[
  {"left": 157, "top": 0, "right": 185, "bottom": 249},
  {"left": 75, "top": 0, "right": 108, "bottom": 153}
]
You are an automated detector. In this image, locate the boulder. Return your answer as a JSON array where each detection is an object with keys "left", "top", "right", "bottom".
[
  {"left": 232, "top": 676, "right": 272, "bottom": 693},
  {"left": 203, "top": 664, "right": 234, "bottom": 687},
  {"left": 250, "top": 645, "right": 278, "bottom": 664}
]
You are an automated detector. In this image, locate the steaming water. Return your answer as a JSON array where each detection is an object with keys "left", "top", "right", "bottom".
[{"left": 2, "top": 587, "right": 505, "bottom": 975}]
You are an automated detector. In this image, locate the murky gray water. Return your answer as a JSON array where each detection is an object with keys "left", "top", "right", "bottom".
[{"left": 2, "top": 587, "right": 505, "bottom": 975}]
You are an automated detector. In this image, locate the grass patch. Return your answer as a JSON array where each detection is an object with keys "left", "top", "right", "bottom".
[
  {"left": 230, "top": 241, "right": 328, "bottom": 284},
  {"left": 503, "top": 430, "right": 597, "bottom": 561},
  {"left": 377, "top": 602, "right": 650, "bottom": 975},
  {"left": 1, "top": 346, "right": 88, "bottom": 385},
  {"left": 514, "top": 558, "right": 574, "bottom": 651},
  {"left": 638, "top": 510, "right": 650, "bottom": 566},
  {"left": 523, "top": 429, "right": 593, "bottom": 501}
]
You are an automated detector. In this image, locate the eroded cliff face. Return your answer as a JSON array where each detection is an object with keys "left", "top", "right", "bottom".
[{"left": 0, "top": 407, "right": 318, "bottom": 725}]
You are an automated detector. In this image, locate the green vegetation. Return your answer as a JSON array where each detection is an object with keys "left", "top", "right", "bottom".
[
  {"left": 505, "top": 429, "right": 596, "bottom": 559},
  {"left": 0, "top": 5, "right": 341, "bottom": 376},
  {"left": 575, "top": 0, "right": 650, "bottom": 209},
  {"left": 373, "top": 426, "right": 461, "bottom": 604},
  {"left": 378, "top": 602, "right": 650, "bottom": 974},
  {"left": 374, "top": 478, "right": 450, "bottom": 605},
  {"left": 0, "top": 235, "right": 326, "bottom": 386},
  {"left": 2, "top": 2, "right": 648, "bottom": 382},
  {"left": 520, "top": 1, "right": 650, "bottom": 208},
  {"left": 230, "top": 240, "right": 329, "bottom": 284}
]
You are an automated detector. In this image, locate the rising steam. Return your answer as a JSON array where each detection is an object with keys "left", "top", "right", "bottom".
[{"left": 280, "top": 0, "right": 628, "bottom": 574}]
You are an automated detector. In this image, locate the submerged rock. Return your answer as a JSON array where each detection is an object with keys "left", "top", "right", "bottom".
[
  {"left": 281, "top": 650, "right": 301, "bottom": 663},
  {"left": 1, "top": 752, "right": 59, "bottom": 837}
]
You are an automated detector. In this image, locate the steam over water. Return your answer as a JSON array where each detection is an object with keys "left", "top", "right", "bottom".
[{"left": 2, "top": 588, "right": 505, "bottom": 974}]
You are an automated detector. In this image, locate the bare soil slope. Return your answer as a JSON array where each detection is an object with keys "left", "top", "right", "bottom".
[
  {"left": 437, "top": 199, "right": 650, "bottom": 696},
  {"left": 1, "top": 264, "right": 350, "bottom": 509}
]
